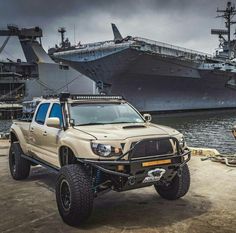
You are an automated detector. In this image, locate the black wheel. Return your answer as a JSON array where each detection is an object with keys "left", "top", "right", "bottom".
[
  {"left": 56, "top": 164, "right": 94, "bottom": 226},
  {"left": 154, "top": 164, "right": 190, "bottom": 200},
  {"left": 9, "top": 142, "right": 31, "bottom": 180}
]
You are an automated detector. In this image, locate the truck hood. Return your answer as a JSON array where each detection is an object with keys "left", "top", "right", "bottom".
[{"left": 74, "top": 123, "right": 179, "bottom": 140}]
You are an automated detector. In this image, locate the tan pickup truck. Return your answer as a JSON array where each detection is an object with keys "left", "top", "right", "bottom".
[{"left": 9, "top": 93, "right": 191, "bottom": 226}]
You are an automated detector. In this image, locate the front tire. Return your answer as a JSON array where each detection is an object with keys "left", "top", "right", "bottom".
[
  {"left": 56, "top": 164, "right": 93, "bottom": 226},
  {"left": 154, "top": 164, "right": 190, "bottom": 200},
  {"left": 9, "top": 142, "right": 31, "bottom": 180}
]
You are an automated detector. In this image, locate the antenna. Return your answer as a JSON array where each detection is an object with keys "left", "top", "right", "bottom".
[
  {"left": 73, "top": 24, "right": 76, "bottom": 45},
  {"left": 213, "top": 1, "right": 236, "bottom": 58},
  {"left": 211, "top": 29, "right": 228, "bottom": 35},
  {"left": 58, "top": 27, "right": 66, "bottom": 47}
]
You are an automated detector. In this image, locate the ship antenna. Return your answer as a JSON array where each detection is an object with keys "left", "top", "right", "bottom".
[
  {"left": 213, "top": 1, "right": 236, "bottom": 58},
  {"left": 58, "top": 27, "right": 66, "bottom": 48}
]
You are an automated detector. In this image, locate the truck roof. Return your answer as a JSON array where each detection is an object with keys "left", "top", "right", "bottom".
[
  {"left": 22, "top": 93, "right": 126, "bottom": 117},
  {"left": 43, "top": 94, "right": 125, "bottom": 103},
  {"left": 22, "top": 94, "right": 126, "bottom": 113}
]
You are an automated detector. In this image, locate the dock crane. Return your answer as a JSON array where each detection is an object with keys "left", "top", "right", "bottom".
[{"left": 0, "top": 25, "right": 43, "bottom": 63}]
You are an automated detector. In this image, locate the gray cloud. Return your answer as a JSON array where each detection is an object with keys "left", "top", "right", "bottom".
[{"left": 0, "top": 0, "right": 233, "bottom": 60}]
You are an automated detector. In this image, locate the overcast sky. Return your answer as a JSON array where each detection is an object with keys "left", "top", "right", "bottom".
[{"left": 0, "top": 0, "right": 234, "bottom": 61}]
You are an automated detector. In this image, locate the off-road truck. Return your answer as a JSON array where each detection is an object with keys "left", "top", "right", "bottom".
[{"left": 9, "top": 93, "right": 191, "bottom": 226}]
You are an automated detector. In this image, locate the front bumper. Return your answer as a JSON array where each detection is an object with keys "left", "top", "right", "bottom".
[{"left": 78, "top": 137, "right": 191, "bottom": 191}]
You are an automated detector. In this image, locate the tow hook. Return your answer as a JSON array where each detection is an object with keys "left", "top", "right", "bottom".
[{"left": 128, "top": 176, "right": 136, "bottom": 185}]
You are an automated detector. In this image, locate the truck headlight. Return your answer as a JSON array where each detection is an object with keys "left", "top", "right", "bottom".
[{"left": 91, "top": 143, "right": 122, "bottom": 157}]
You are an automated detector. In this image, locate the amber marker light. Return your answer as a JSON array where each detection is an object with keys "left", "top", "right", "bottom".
[
  {"left": 142, "top": 159, "right": 171, "bottom": 167},
  {"left": 114, "top": 147, "right": 121, "bottom": 154}
]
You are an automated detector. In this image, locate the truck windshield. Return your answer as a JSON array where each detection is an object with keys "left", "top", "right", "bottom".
[{"left": 70, "top": 103, "right": 144, "bottom": 126}]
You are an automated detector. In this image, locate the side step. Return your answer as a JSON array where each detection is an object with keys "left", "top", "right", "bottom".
[{"left": 21, "top": 154, "right": 59, "bottom": 173}]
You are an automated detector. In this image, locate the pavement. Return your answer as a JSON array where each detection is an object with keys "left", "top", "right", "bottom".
[
  {"left": 0, "top": 140, "right": 9, "bottom": 156},
  {"left": 0, "top": 142, "right": 236, "bottom": 233}
]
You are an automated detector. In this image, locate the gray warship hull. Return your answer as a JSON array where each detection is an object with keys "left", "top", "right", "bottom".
[{"left": 54, "top": 40, "right": 236, "bottom": 112}]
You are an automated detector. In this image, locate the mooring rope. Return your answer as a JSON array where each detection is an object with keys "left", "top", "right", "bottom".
[{"left": 201, "top": 154, "right": 236, "bottom": 167}]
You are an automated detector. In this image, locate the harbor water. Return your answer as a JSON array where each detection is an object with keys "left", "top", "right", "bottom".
[
  {"left": 1, "top": 109, "right": 236, "bottom": 154},
  {"left": 153, "top": 109, "right": 236, "bottom": 154}
]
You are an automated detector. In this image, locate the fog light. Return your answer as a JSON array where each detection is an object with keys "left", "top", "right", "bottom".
[{"left": 117, "top": 165, "right": 124, "bottom": 171}]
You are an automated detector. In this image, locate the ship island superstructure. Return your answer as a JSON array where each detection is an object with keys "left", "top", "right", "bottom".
[{"left": 50, "top": 1, "right": 236, "bottom": 112}]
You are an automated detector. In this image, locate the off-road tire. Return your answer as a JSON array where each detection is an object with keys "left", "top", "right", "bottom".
[
  {"left": 56, "top": 164, "right": 93, "bottom": 226},
  {"left": 154, "top": 164, "right": 190, "bottom": 200},
  {"left": 9, "top": 142, "right": 31, "bottom": 180}
]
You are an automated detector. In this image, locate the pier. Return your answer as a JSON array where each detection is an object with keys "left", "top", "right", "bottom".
[{"left": 0, "top": 141, "right": 235, "bottom": 232}]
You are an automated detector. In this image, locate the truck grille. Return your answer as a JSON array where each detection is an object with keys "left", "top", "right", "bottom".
[{"left": 130, "top": 138, "right": 174, "bottom": 159}]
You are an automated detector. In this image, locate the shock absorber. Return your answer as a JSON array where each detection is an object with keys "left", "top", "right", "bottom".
[{"left": 95, "top": 169, "right": 102, "bottom": 186}]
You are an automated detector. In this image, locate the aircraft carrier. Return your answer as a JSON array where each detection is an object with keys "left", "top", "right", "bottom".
[{"left": 49, "top": 1, "right": 236, "bottom": 112}]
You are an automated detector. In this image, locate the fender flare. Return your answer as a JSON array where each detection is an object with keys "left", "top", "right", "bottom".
[{"left": 10, "top": 128, "right": 28, "bottom": 154}]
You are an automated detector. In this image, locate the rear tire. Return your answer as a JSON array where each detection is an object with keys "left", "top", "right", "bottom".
[
  {"left": 56, "top": 164, "right": 93, "bottom": 226},
  {"left": 9, "top": 142, "right": 31, "bottom": 180},
  {"left": 154, "top": 164, "right": 190, "bottom": 200}
]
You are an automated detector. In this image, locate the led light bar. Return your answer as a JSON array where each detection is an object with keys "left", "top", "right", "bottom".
[{"left": 70, "top": 94, "right": 124, "bottom": 100}]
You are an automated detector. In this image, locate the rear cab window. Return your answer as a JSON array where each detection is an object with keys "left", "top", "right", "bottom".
[{"left": 35, "top": 103, "right": 50, "bottom": 125}]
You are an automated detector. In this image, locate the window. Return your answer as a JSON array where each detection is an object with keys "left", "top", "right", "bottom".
[
  {"left": 70, "top": 103, "right": 144, "bottom": 126},
  {"left": 35, "top": 103, "right": 50, "bottom": 125},
  {"left": 49, "top": 103, "right": 63, "bottom": 126}
]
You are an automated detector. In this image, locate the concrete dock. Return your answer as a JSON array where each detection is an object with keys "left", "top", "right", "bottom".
[
  {"left": 0, "top": 142, "right": 236, "bottom": 233},
  {"left": 0, "top": 140, "right": 9, "bottom": 156}
]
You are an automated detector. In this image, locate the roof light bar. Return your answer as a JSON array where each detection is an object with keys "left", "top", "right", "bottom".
[
  {"left": 43, "top": 93, "right": 124, "bottom": 101},
  {"left": 70, "top": 95, "right": 124, "bottom": 100}
]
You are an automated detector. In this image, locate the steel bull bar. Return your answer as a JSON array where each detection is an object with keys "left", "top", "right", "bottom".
[{"left": 77, "top": 137, "right": 191, "bottom": 178}]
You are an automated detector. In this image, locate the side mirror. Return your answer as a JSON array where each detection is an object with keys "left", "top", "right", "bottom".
[
  {"left": 143, "top": 113, "right": 152, "bottom": 122},
  {"left": 46, "top": 117, "right": 60, "bottom": 128},
  {"left": 232, "top": 125, "right": 236, "bottom": 139}
]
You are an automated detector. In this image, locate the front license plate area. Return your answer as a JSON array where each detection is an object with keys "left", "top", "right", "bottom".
[{"left": 142, "top": 168, "right": 166, "bottom": 183}]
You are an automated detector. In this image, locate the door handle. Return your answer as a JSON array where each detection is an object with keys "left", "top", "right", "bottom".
[
  {"left": 30, "top": 127, "right": 34, "bottom": 132},
  {"left": 43, "top": 131, "right": 47, "bottom": 136}
]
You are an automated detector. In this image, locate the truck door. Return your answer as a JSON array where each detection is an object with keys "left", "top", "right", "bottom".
[
  {"left": 43, "top": 103, "right": 63, "bottom": 167},
  {"left": 29, "top": 103, "right": 50, "bottom": 162}
]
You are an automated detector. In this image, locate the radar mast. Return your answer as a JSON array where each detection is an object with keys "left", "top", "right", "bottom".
[
  {"left": 58, "top": 27, "right": 66, "bottom": 48},
  {"left": 212, "top": 1, "right": 236, "bottom": 59}
]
